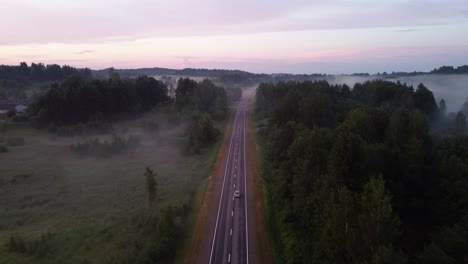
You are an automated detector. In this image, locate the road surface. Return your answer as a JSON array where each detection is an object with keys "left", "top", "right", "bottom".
[{"left": 208, "top": 97, "right": 250, "bottom": 264}]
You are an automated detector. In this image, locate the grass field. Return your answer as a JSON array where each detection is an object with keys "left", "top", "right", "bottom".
[{"left": 0, "top": 109, "right": 229, "bottom": 264}]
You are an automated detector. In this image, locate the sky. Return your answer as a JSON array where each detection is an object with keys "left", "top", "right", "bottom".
[{"left": 0, "top": 0, "right": 467, "bottom": 74}]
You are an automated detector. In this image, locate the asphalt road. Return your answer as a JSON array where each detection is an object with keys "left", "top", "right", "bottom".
[{"left": 209, "top": 97, "right": 250, "bottom": 264}]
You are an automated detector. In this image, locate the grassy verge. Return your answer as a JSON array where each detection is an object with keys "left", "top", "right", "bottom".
[{"left": 173, "top": 109, "right": 232, "bottom": 264}]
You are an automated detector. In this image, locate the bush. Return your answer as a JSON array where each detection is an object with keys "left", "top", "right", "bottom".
[
  {"left": 141, "top": 121, "right": 159, "bottom": 132},
  {"left": 0, "top": 122, "right": 7, "bottom": 133},
  {"left": 70, "top": 134, "right": 141, "bottom": 157},
  {"left": 0, "top": 145, "right": 8, "bottom": 152},
  {"left": 6, "top": 137, "right": 25, "bottom": 146},
  {"left": 54, "top": 122, "right": 113, "bottom": 137},
  {"left": 5, "top": 232, "right": 54, "bottom": 257},
  {"left": 188, "top": 113, "right": 220, "bottom": 153}
]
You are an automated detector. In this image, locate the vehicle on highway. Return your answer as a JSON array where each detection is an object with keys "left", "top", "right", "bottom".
[{"left": 234, "top": 190, "right": 241, "bottom": 198}]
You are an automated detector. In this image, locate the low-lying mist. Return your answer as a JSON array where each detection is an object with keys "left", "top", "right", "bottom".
[{"left": 331, "top": 74, "right": 468, "bottom": 112}]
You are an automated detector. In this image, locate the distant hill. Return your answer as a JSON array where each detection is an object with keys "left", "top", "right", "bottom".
[
  {"left": 1, "top": 62, "right": 467, "bottom": 85},
  {"left": 93, "top": 64, "right": 468, "bottom": 83}
]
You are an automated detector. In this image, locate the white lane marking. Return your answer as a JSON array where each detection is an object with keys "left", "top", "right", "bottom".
[
  {"left": 208, "top": 108, "right": 239, "bottom": 264},
  {"left": 243, "top": 103, "right": 250, "bottom": 264},
  {"left": 228, "top": 253, "right": 231, "bottom": 263},
  {"left": 232, "top": 211, "right": 234, "bottom": 217},
  {"left": 234, "top": 184, "right": 236, "bottom": 188},
  {"left": 230, "top": 228, "right": 232, "bottom": 236}
]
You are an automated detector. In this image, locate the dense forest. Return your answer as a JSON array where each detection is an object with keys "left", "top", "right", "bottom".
[
  {"left": 27, "top": 74, "right": 230, "bottom": 154},
  {"left": 255, "top": 80, "right": 468, "bottom": 264},
  {"left": 175, "top": 78, "right": 228, "bottom": 120},
  {"left": 174, "top": 78, "right": 230, "bottom": 152},
  {"left": 0, "top": 62, "right": 93, "bottom": 102},
  {"left": 28, "top": 75, "right": 169, "bottom": 127},
  {"left": 0, "top": 62, "right": 92, "bottom": 82}
]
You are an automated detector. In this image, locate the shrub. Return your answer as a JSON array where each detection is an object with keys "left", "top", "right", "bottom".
[
  {"left": 5, "top": 232, "right": 54, "bottom": 257},
  {"left": 6, "top": 137, "right": 25, "bottom": 146},
  {"left": 70, "top": 134, "right": 141, "bottom": 157},
  {"left": 188, "top": 113, "right": 220, "bottom": 153},
  {"left": 0, "top": 145, "right": 7, "bottom": 153},
  {"left": 141, "top": 121, "right": 160, "bottom": 133},
  {"left": 0, "top": 123, "right": 7, "bottom": 133}
]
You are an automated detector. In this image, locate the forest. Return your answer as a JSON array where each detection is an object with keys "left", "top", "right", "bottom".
[
  {"left": 255, "top": 80, "right": 468, "bottom": 264},
  {"left": 26, "top": 74, "right": 231, "bottom": 155},
  {"left": 0, "top": 62, "right": 92, "bottom": 82},
  {"left": 0, "top": 72, "right": 232, "bottom": 263},
  {"left": 28, "top": 75, "right": 169, "bottom": 127}
]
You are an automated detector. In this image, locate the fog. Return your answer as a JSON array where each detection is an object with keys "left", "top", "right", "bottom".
[{"left": 330, "top": 75, "right": 468, "bottom": 112}]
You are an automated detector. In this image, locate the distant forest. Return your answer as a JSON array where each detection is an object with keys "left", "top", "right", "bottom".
[
  {"left": 256, "top": 80, "right": 468, "bottom": 264},
  {"left": 1, "top": 62, "right": 467, "bottom": 87},
  {"left": 0, "top": 62, "right": 92, "bottom": 82},
  {"left": 93, "top": 64, "right": 468, "bottom": 82}
]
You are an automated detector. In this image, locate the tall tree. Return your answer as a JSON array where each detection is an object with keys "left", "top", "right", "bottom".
[
  {"left": 453, "top": 112, "right": 467, "bottom": 135},
  {"left": 144, "top": 167, "right": 157, "bottom": 210},
  {"left": 357, "top": 176, "right": 400, "bottom": 262},
  {"left": 439, "top": 99, "right": 447, "bottom": 116}
]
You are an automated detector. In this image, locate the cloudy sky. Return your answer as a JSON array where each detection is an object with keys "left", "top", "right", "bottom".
[{"left": 0, "top": 0, "right": 467, "bottom": 74}]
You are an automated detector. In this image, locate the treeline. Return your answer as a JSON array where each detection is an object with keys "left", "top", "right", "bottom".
[
  {"left": 430, "top": 65, "right": 468, "bottom": 74},
  {"left": 0, "top": 62, "right": 92, "bottom": 81},
  {"left": 175, "top": 78, "right": 227, "bottom": 120},
  {"left": 29, "top": 75, "right": 169, "bottom": 127},
  {"left": 175, "top": 78, "right": 228, "bottom": 152},
  {"left": 256, "top": 80, "right": 468, "bottom": 263}
]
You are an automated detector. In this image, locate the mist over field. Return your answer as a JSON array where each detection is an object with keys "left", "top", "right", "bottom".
[{"left": 1, "top": 0, "right": 467, "bottom": 263}]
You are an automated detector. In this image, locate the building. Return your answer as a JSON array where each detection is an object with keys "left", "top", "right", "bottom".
[
  {"left": 0, "top": 100, "right": 29, "bottom": 119},
  {"left": 14, "top": 104, "right": 28, "bottom": 114}
]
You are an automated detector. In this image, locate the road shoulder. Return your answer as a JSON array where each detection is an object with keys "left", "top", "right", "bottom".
[{"left": 183, "top": 111, "right": 235, "bottom": 264}]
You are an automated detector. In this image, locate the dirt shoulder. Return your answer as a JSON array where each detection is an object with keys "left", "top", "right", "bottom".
[
  {"left": 246, "top": 99, "right": 273, "bottom": 264},
  {"left": 183, "top": 112, "right": 234, "bottom": 264}
]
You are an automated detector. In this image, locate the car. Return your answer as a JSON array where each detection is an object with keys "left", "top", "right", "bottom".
[{"left": 234, "top": 190, "right": 241, "bottom": 198}]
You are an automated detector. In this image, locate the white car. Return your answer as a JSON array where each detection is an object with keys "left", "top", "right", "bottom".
[{"left": 234, "top": 190, "right": 241, "bottom": 198}]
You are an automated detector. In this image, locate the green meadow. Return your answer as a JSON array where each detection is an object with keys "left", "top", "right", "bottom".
[{"left": 0, "top": 109, "right": 228, "bottom": 264}]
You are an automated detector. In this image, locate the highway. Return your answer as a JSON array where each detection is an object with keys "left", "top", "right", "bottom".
[{"left": 209, "top": 97, "right": 250, "bottom": 264}]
